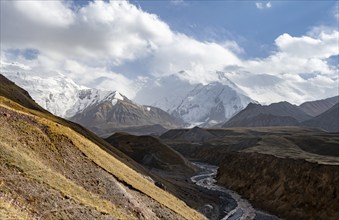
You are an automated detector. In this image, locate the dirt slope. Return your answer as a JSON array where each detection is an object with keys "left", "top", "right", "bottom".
[{"left": 0, "top": 74, "right": 205, "bottom": 220}]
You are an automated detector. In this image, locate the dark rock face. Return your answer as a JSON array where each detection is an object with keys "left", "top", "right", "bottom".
[
  {"left": 300, "top": 96, "right": 339, "bottom": 117},
  {"left": 217, "top": 152, "right": 339, "bottom": 220},
  {"left": 303, "top": 103, "right": 339, "bottom": 132}
]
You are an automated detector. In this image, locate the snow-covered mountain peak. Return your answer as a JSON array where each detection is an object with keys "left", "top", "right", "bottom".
[
  {"left": 172, "top": 80, "right": 254, "bottom": 126},
  {"left": 1, "top": 66, "right": 117, "bottom": 118}
]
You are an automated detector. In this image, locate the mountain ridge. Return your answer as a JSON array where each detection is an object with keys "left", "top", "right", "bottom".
[
  {"left": 223, "top": 101, "right": 312, "bottom": 128},
  {"left": 299, "top": 96, "right": 339, "bottom": 117},
  {"left": 70, "top": 91, "right": 184, "bottom": 136}
]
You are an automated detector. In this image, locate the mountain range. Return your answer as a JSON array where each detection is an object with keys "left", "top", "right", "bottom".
[
  {"left": 2, "top": 63, "right": 338, "bottom": 133},
  {"left": 2, "top": 65, "right": 254, "bottom": 130},
  {"left": 223, "top": 98, "right": 339, "bottom": 132}
]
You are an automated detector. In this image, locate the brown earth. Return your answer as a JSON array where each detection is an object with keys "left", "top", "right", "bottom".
[{"left": 217, "top": 152, "right": 339, "bottom": 220}]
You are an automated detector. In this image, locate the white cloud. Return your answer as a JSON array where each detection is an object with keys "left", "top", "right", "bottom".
[
  {"left": 1, "top": 0, "right": 240, "bottom": 91},
  {"left": 242, "top": 30, "right": 338, "bottom": 77},
  {"left": 13, "top": 1, "right": 75, "bottom": 27},
  {"left": 255, "top": 2, "right": 272, "bottom": 10},
  {"left": 0, "top": 0, "right": 337, "bottom": 104},
  {"left": 266, "top": 2, "right": 272, "bottom": 8},
  {"left": 227, "top": 29, "right": 339, "bottom": 104}
]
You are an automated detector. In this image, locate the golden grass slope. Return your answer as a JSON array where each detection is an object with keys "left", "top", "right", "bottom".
[{"left": 0, "top": 75, "right": 205, "bottom": 220}]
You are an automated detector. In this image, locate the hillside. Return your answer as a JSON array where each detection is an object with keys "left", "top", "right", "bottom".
[
  {"left": 223, "top": 102, "right": 312, "bottom": 128},
  {"left": 105, "top": 133, "right": 195, "bottom": 174},
  {"left": 303, "top": 103, "right": 339, "bottom": 132},
  {"left": 299, "top": 96, "right": 339, "bottom": 117},
  {"left": 0, "top": 74, "right": 205, "bottom": 220}
]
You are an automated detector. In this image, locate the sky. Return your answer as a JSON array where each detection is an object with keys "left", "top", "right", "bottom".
[{"left": 0, "top": 0, "right": 338, "bottom": 103}]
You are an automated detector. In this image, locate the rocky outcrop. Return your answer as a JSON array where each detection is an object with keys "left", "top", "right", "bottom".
[{"left": 217, "top": 152, "right": 339, "bottom": 220}]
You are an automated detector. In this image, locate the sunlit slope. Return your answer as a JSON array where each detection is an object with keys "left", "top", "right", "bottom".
[{"left": 0, "top": 74, "right": 205, "bottom": 220}]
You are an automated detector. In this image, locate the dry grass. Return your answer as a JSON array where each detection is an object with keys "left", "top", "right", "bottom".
[
  {"left": 0, "top": 125, "right": 133, "bottom": 219},
  {"left": 0, "top": 198, "right": 32, "bottom": 220},
  {"left": 0, "top": 96, "right": 205, "bottom": 220}
]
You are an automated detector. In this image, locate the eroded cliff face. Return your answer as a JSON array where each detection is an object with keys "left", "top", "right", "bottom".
[{"left": 216, "top": 152, "right": 339, "bottom": 220}]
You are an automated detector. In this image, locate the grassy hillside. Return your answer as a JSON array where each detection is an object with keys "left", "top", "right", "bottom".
[{"left": 0, "top": 74, "right": 205, "bottom": 220}]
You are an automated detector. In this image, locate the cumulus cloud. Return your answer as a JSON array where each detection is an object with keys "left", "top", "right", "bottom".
[
  {"left": 226, "top": 29, "right": 339, "bottom": 104},
  {"left": 242, "top": 30, "right": 338, "bottom": 77},
  {"left": 1, "top": 0, "right": 240, "bottom": 92},
  {"left": 0, "top": 0, "right": 337, "bottom": 104}
]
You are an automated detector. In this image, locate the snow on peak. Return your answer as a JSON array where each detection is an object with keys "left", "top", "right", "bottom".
[
  {"left": 1, "top": 66, "right": 116, "bottom": 118},
  {"left": 114, "top": 92, "right": 124, "bottom": 100},
  {"left": 134, "top": 74, "right": 254, "bottom": 127},
  {"left": 172, "top": 81, "right": 253, "bottom": 125}
]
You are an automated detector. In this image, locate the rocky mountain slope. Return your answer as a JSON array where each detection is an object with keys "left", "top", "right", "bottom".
[
  {"left": 70, "top": 92, "right": 183, "bottom": 136},
  {"left": 302, "top": 103, "right": 339, "bottom": 132},
  {"left": 223, "top": 102, "right": 312, "bottom": 128},
  {"left": 299, "top": 96, "right": 339, "bottom": 117},
  {"left": 0, "top": 74, "right": 205, "bottom": 220}
]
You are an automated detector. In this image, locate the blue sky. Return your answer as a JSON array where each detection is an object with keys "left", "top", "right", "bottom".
[
  {"left": 72, "top": 0, "right": 338, "bottom": 58},
  {"left": 0, "top": 0, "right": 338, "bottom": 103},
  {"left": 130, "top": 0, "right": 338, "bottom": 58}
]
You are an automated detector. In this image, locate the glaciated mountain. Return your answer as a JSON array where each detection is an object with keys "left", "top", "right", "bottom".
[
  {"left": 134, "top": 72, "right": 254, "bottom": 126},
  {"left": 173, "top": 81, "right": 253, "bottom": 126},
  {"left": 133, "top": 74, "right": 196, "bottom": 113},
  {"left": 1, "top": 69, "right": 112, "bottom": 118},
  {"left": 70, "top": 91, "right": 184, "bottom": 137}
]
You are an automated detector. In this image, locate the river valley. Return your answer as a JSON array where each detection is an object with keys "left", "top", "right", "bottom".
[{"left": 191, "top": 162, "right": 280, "bottom": 220}]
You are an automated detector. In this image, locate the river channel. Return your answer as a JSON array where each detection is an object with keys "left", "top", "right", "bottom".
[{"left": 191, "top": 162, "right": 280, "bottom": 220}]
